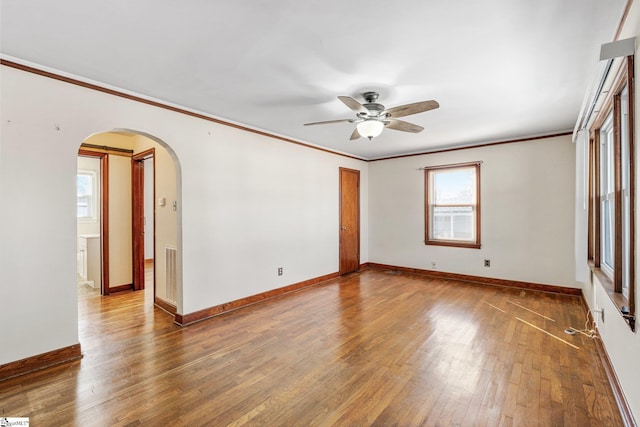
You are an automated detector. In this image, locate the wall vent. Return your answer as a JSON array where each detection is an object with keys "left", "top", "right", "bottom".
[{"left": 165, "top": 246, "right": 177, "bottom": 303}]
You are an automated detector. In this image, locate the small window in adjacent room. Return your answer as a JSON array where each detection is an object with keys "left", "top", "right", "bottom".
[
  {"left": 424, "top": 162, "right": 480, "bottom": 248},
  {"left": 77, "top": 170, "right": 97, "bottom": 221}
]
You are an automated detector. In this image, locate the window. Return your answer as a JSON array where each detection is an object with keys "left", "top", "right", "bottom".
[
  {"left": 425, "top": 162, "right": 480, "bottom": 248},
  {"left": 77, "top": 170, "right": 97, "bottom": 221},
  {"left": 588, "top": 56, "right": 635, "bottom": 331}
]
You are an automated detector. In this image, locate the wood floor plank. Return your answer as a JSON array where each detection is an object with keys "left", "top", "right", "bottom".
[{"left": 0, "top": 269, "right": 626, "bottom": 426}]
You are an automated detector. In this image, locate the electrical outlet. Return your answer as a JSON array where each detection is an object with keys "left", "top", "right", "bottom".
[
  {"left": 431, "top": 262, "right": 436, "bottom": 269},
  {"left": 278, "top": 267, "right": 283, "bottom": 276},
  {"left": 484, "top": 259, "right": 491, "bottom": 267}
]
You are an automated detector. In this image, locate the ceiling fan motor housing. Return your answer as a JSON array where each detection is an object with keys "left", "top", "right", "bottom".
[
  {"left": 361, "top": 92, "right": 386, "bottom": 117},
  {"left": 362, "top": 103, "right": 385, "bottom": 115}
]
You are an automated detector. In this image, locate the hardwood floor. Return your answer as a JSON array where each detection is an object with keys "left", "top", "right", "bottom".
[{"left": 0, "top": 270, "right": 624, "bottom": 426}]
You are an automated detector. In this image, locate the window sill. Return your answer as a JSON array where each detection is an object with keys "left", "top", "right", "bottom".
[
  {"left": 588, "top": 261, "right": 635, "bottom": 331},
  {"left": 424, "top": 240, "right": 481, "bottom": 249}
]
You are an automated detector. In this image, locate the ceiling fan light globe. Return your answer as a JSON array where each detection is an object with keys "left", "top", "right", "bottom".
[{"left": 356, "top": 119, "right": 384, "bottom": 140}]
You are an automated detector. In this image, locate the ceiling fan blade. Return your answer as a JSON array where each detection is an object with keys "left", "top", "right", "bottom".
[
  {"left": 384, "top": 100, "right": 439, "bottom": 118},
  {"left": 338, "top": 96, "right": 369, "bottom": 114},
  {"left": 350, "top": 128, "right": 361, "bottom": 140},
  {"left": 304, "top": 118, "right": 351, "bottom": 126},
  {"left": 386, "top": 119, "right": 424, "bottom": 133}
]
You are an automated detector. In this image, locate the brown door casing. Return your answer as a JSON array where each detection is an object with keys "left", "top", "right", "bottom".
[
  {"left": 131, "top": 157, "right": 145, "bottom": 291},
  {"left": 132, "top": 149, "right": 155, "bottom": 292},
  {"left": 339, "top": 167, "right": 360, "bottom": 275}
]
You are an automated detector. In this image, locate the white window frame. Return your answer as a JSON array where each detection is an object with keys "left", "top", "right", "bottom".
[{"left": 77, "top": 169, "right": 98, "bottom": 223}]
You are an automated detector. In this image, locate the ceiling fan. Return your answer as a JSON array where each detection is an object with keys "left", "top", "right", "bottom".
[{"left": 304, "top": 91, "right": 439, "bottom": 140}]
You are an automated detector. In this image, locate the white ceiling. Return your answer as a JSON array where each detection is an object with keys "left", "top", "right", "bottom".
[{"left": 0, "top": 0, "right": 627, "bottom": 159}]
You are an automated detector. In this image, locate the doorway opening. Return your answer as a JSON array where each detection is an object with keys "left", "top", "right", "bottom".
[
  {"left": 77, "top": 150, "right": 108, "bottom": 296},
  {"left": 132, "top": 148, "right": 155, "bottom": 294},
  {"left": 76, "top": 130, "right": 181, "bottom": 319}
]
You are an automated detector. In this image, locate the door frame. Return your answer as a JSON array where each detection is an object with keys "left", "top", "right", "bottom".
[
  {"left": 78, "top": 149, "right": 110, "bottom": 295},
  {"left": 132, "top": 148, "right": 156, "bottom": 293},
  {"left": 339, "top": 167, "right": 360, "bottom": 275}
]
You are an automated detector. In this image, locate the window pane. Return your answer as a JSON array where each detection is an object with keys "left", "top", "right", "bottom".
[
  {"left": 601, "top": 199, "right": 614, "bottom": 271},
  {"left": 621, "top": 85, "right": 629, "bottom": 187},
  {"left": 77, "top": 174, "right": 92, "bottom": 196},
  {"left": 432, "top": 206, "right": 475, "bottom": 241},
  {"left": 452, "top": 211, "right": 473, "bottom": 239},
  {"left": 433, "top": 168, "right": 475, "bottom": 204},
  {"left": 77, "top": 172, "right": 94, "bottom": 219},
  {"left": 600, "top": 114, "right": 614, "bottom": 274},
  {"left": 432, "top": 208, "right": 452, "bottom": 239},
  {"left": 623, "top": 192, "right": 630, "bottom": 298}
]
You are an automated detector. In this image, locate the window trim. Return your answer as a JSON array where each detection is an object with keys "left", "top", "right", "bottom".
[
  {"left": 424, "top": 161, "right": 481, "bottom": 249},
  {"left": 587, "top": 55, "right": 635, "bottom": 331}
]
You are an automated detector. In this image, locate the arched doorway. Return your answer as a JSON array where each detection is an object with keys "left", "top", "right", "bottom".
[{"left": 76, "top": 129, "right": 182, "bottom": 316}]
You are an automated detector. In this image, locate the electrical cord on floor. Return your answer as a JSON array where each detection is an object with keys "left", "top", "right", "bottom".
[{"left": 565, "top": 310, "right": 599, "bottom": 338}]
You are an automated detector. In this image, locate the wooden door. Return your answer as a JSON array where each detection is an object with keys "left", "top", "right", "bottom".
[
  {"left": 132, "top": 148, "right": 155, "bottom": 292},
  {"left": 339, "top": 168, "right": 360, "bottom": 275},
  {"left": 131, "top": 157, "right": 145, "bottom": 291}
]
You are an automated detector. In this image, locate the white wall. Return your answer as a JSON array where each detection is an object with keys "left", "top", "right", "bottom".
[
  {"left": 179, "top": 123, "right": 368, "bottom": 313},
  {"left": 369, "top": 135, "right": 578, "bottom": 287},
  {"left": 576, "top": 1, "right": 640, "bottom": 419},
  {"left": 0, "top": 65, "right": 368, "bottom": 365}
]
